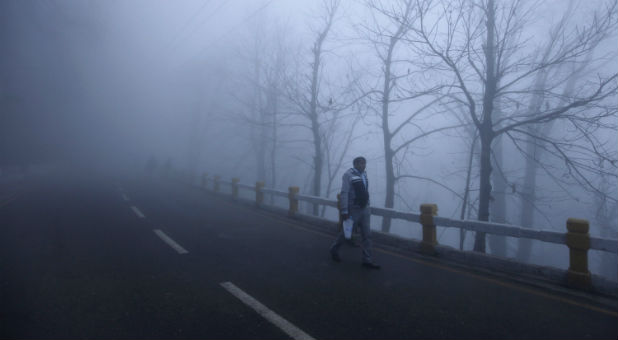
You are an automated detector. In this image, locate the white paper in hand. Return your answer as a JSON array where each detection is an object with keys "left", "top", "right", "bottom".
[{"left": 343, "top": 218, "right": 354, "bottom": 239}]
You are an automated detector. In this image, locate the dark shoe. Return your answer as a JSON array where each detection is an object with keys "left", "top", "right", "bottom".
[
  {"left": 330, "top": 251, "right": 341, "bottom": 262},
  {"left": 346, "top": 239, "right": 360, "bottom": 247},
  {"left": 361, "top": 262, "right": 381, "bottom": 269}
]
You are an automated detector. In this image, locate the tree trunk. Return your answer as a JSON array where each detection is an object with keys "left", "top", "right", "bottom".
[
  {"left": 460, "top": 133, "right": 477, "bottom": 250},
  {"left": 307, "top": 5, "right": 336, "bottom": 215},
  {"left": 312, "top": 122, "right": 323, "bottom": 215},
  {"left": 269, "top": 85, "right": 278, "bottom": 204},
  {"left": 381, "top": 36, "right": 397, "bottom": 233},
  {"left": 488, "top": 132, "right": 507, "bottom": 257},
  {"left": 474, "top": 130, "right": 493, "bottom": 252},
  {"left": 253, "top": 54, "right": 266, "bottom": 182},
  {"left": 310, "top": 39, "right": 323, "bottom": 215},
  {"left": 257, "top": 124, "right": 267, "bottom": 183},
  {"left": 517, "top": 124, "right": 538, "bottom": 261},
  {"left": 382, "top": 144, "right": 395, "bottom": 232},
  {"left": 474, "top": 0, "right": 497, "bottom": 253},
  {"left": 517, "top": 52, "right": 585, "bottom": 261},
  {"left": 596, "top": 177, "right": 618, "bottom": 280}
]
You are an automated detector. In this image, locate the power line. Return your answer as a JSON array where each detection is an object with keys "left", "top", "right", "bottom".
[
  {"left": 173, "top": 0, "right": 229, "bottom": 51},
  {"left": 174, "top": 0, "right": 276, "bottom": 70},
  {"left": 166, "top": 0, "right": 213, "bottom": 51}
]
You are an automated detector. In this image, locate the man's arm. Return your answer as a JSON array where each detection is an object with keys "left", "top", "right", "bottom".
[{"left": 340, "top": 171, "right": 350, "bottom": 219}]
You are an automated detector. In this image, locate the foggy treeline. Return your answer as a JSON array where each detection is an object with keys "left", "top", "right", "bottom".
[{"left": 1, "top": 1, "right": 616, "bottom": 278}]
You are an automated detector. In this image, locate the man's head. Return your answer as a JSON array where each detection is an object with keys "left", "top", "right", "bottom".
[{"left": 353, "top": 156, "right": 366, "bottom": 172}]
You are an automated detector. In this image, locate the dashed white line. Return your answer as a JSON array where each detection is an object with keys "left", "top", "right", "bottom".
[
  {"left": 131, "top": 206, "right": 145, "bottom": 218},
  {"left": 153, "top": 229, "right": 189, "bottom": 254},
  {"left": 220, "top": 281, "right": 315, "bottom": 340},
  {"left": 122, "top": 193, "right": 130, "bottom": 201}
]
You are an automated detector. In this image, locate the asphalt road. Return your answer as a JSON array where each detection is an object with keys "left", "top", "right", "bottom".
[{"left": 1, "top": 172, "right": 617, "bottom": 339}]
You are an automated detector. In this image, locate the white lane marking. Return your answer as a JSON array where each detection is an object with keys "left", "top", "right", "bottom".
[
  {"left": 122, "top": 193, "right": 130, "bottom": 201},
  {"left": 131, "top": 206, "right": 145, "bottom": 218},
  {"left": 153, "top": 229, "right": 189, "bottom": 254},
  {"left": 220, "top": 281, "right": 315, "bottom": 340}
]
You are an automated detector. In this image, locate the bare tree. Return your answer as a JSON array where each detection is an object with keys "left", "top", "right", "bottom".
[
  {"left": 228, "top": 15, "right": 294, "bottom": 188},
  {"left": 262, "top": 27, "right": 290, "bottom": 194},
  {"left": 320, "top": 101, "right": 365, "bottom": 217},
  {"left": 414, "top": 0, "right": 618, "bottom": 252},
  {"left": 513, "top": 0, "right": 615, "bottom": 261},
  {"left": 247, "top": 17, "right": 268, "bottom": 182},
  {"left": 358, "top": 0, "right": 461, "bottom": 232},
  {"left": 284, "top": 0, "right": 341, "bottom": 215}
]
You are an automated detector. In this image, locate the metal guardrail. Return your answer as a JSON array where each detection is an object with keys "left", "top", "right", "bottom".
[{"left": 198, "top": 173, "right": 617, "bottom": 290}]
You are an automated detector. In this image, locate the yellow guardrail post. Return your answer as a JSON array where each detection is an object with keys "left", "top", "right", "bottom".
[
  {"left": 201, "top": 173, "right": 208, "bottom": 188},
  {"left": 288, "top": 186, "right": 299, "bottom": 217},
  {"left": 420, "top": 203, "right": 438, "bottom": 255},
  {"left": 566, "top": 218, "right": 592, "bottom": 290},
  {"left": 232, "top": 178, "right": 239, "bottom": 199},
  {"left": 214, "top": 175, "right": 220, "bottom": 193},
  {"left": 255, "top": 181, "right": 264, "bottom": 206}
]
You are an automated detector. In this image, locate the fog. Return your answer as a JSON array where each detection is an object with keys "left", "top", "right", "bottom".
[{"left": 1, "top": 0, "right": 617, "bottom": 279}]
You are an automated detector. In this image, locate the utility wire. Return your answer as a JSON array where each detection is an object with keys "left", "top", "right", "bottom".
[
  {"left": 166, "top": 0, "right": 213, "bottom": 51},
  {"left": 173, "top": 0, "right": 276, "bottom": 70},
  {"left": 173, "top": 0, "right": 229, "bottom": 51}
]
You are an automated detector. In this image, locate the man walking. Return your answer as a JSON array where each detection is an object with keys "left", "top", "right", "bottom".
[{"left": 330, "top": 156, "right": 380, "bottom": 269}]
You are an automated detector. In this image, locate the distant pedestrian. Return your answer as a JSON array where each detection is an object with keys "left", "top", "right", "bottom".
[{"left": 330, "top": 156, "right": 380, "bottom": 269}]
